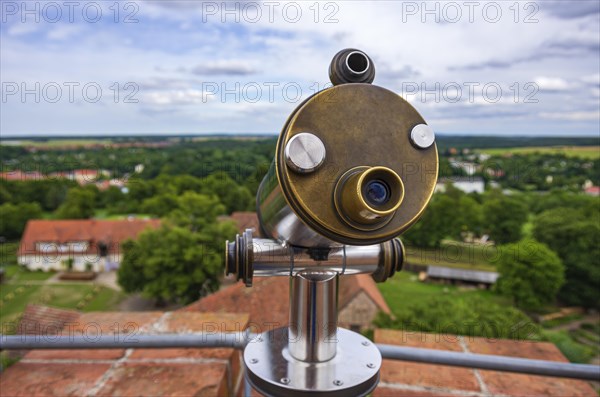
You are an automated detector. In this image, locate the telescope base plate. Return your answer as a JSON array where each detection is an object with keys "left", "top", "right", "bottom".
[{"left": 244, "top": 327, "right": 381, "bottom": 397}]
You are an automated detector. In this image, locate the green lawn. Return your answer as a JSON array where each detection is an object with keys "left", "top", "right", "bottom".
[
  {"left": 405, "top": 241, "right": 497, "bottom": 272},
  {"left": 0, "top": 283, "right": 125, "bottom": 329},
  {"left": 378, "top": 271, "right": 508, "bottom": 318},
  {"left": 478, "top": 146, "right": 600, "bottom": 159},
  {"left": 378, "top": 272, "right": 598, "bottom": 363},
  {"left": 0, "top": 243, "right": 125, "bottom": 331}
]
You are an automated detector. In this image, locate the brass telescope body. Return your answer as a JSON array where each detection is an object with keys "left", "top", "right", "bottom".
[{"left": 227, "top": 49, "right": 439, "bottom": 397}]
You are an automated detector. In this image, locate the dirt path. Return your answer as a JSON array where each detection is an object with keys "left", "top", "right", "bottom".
[{"left": 551, "top": 314, "right": 600, "bottom": 332}]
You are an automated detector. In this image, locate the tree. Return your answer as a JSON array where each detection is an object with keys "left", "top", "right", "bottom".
[
  {"left": 200, "top": 173, "right": 253, "bottom": 214},
  {"left": 140, "top": 194, "right": 179, "bottom": 217},
  {"left": 533, "top": 207, "right": 600, "bottom": 308},
  {"left": 55, "top": 188, "right": 96, "bottom": 219},
  {"left": 496, "top": 239, "right": 564, "bottom": 310},
  {"left": 456, "top": 195, "right": 484, "bottom": 237},
  {"left": 482, "top": 195, "right": 528, "bottom": 244},
  {"left": 403, "top": 194, "right": 459, "bottom": 248},
  {"left": 0, "top": 202, "right": 43, "bottom": 240},
  {"left": 117, "top": 194, "right": 237, "bottom": 304}
]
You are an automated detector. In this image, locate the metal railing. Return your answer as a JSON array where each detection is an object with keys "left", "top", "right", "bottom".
[{"left": 1, "top": 333, "right": 599, "bottom": 382}]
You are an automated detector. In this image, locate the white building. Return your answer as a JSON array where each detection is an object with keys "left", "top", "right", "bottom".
[
  {"left": 435, "top": 177, "right": 485, "bottom": 194},
  {"left": 18, "top": 219, "right": 160, "bottom": 272}
]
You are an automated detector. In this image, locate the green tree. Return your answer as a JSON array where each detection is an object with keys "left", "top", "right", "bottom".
[
  {"left": 117, "top": 194, "right": 237, "bottom": 304},
  {"left": 456, "top": 195, "right": 484, "bottom": 237},
  {"left": 533, "top": 207, "right": 600, "bottom": 308},
  {"left": 55, "top": 188, "right": 96, "bottom": 219},
  {"left": 200, "top": 173, "right": 253, "bottom": 214},
  {"left": 496, "top": 239, "right": 564, "bottom": 309},
  {"left": 482, "top": 195, "right": 528, "bottom": 244},
  {"left": 0, "top": 202, "right": 43, "bottom": 240},
  {"left": 140, "top": 194, "right": 179, "bottom": 217},
  {"left": 403, "top": 194, "right": 458, "bottom": 247}
]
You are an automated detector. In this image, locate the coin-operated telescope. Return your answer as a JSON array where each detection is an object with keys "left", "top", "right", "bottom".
[{"left": 226, "top": 49, "right": 438, "bottom": 396}]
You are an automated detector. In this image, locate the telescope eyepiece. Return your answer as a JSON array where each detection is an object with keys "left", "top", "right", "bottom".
[
  {"left": 364, "top": 179, "right": 390, "bottom": 207},
  {"left": 335, "top": 166, "right": 404, "bottom": 229}
]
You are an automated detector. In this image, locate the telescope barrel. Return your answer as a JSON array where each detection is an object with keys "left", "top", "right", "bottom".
[{"left": 226, "top": 232, "right": 404, "bottom": 286}]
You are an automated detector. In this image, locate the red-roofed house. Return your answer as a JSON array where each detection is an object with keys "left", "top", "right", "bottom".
[
  {"left": 182, "top": 274, "right": 391, "bottom": 332},
  {"left": 585, "top": 186, "right": 600, "bottom": 196},
  {"left": 0, "top": 170, "right": 44, "bottom": 181},
  {"left": 18, "top": 219, "right": 160, "bottom": 272}
]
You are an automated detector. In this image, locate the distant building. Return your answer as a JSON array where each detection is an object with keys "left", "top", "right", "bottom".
[
  {"left": 0, "top": 170, "right": 44, "bottom": 181},
  {"left": 584, "top": 186, "right": 600, "bottom": 196},
  {"left": 18, "top": 219, "right": 160, "bottom": 272},
  {"left": 435, "top": 177, "right": 485, "bottom": 194},
  {"left": 426, "top": 265, "right": 499, "bottom": 288},
  {"left": 50, "top": 169, "right": 111, "bottom": 185},
  {"left": 450, "top": 160, "right": 479, "bottom": 176}
]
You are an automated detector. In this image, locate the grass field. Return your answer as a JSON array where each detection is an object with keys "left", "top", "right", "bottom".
[
  {"left": 377, "top": 272, "right": 596, "bottom": 363},
  {"left": 0, "top": 243, "right": 125, "bottom": 331},
  {"left": 0, "top": 281, "right": 125, "bottom": 328},
  {"left": 377, "top": 271, "right": 507, "bottom": 317},
  {"left": 478, "top": 146, "right": 600, "bottom": 159}
]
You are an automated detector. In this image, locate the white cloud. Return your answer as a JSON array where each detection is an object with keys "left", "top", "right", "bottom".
[
  {"left": 47, "top": 25, "right": 82, "bottom": 41},
  {"left": 534, "top": 76, "right": 571, "bottom": 91}
]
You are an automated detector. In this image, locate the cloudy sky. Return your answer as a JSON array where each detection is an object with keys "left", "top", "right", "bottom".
[{"left": 1, "top": 0, "right": 599, "bottom": 136}]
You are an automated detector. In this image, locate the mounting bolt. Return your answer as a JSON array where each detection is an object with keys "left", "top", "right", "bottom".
[
  {"left": 249, "top": 358, "right": 258, "bottom": 364},
  {"left": 284, "top": 132, "right": 326, "bottom": 173},
  {"left": 280, "top": 377, "right": 290, "bottom": 385},
  {"left": 410, "top": 124, "right": 435, "bottom": 149},
  {"left": 367, "top": 363, "right": 376, "bottom": 369},
  {"left": 333, "top": 380, "right": 344, "bottom": 386},
  {"left": 361, "top": 341, "right": 370, "bottom": 346}
]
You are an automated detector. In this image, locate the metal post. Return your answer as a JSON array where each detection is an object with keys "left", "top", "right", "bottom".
[{"left": 288, "top": 270, "right": 338, "bottom": 362}]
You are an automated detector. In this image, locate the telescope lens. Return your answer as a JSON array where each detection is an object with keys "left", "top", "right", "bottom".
[{"left": 364, "top": 180, "right": 390, "bottom": 206}]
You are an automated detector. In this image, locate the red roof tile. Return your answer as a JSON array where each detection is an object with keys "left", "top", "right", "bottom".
[
  {"left": 375, "top": 329, "right": 596, "bottom": 397},
  {"left": 229, "top": 211, "right": 263, "bottom": 237},
  {"left": 181, "top": 274, "right": 390, "bottom": 331},
  {"left": 0, "top": 311, "right": 249, "bottom": 397},
  {"left": 17, "top": 304, "right": 80, "bottom": 335}
]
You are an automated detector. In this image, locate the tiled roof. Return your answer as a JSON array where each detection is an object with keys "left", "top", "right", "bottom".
[
  {"left": 0, "top": 170, "right": 44, "bottom": 181},
  {"left": 18, "top": 219, "right": 161, "bottom": 256},
  {"left": 17, "top": 304, "right": 80, "bottom": 335},
  {"left": 181, "top": 277, "right": 290, "bottom": 331},
  {"left": 229, "top": 211, "right": 263, "bottom": 237},
  {"left": 374, "top": 329, "right": 596, "bottom": 397},
  {"left": 0, "top": 311, "right": 249, "bottom": 397},
  {"left": 182, "top": 274, "right": 391, "bottom": 331}
]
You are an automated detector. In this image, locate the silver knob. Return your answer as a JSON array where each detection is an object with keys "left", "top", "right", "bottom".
[
  {"left": 410, "top": 124, "right": 435, "bottom": 149},
  {"left": 284, "top": 133, "right": 326, "bottom": 173}
]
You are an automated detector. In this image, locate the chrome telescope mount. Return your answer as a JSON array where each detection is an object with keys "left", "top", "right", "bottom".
[
  {"left": 227, "top": 230, "right": 403, "bottom": 396},
  {"left": 225, "top": 48, "right": 438, "bottom": 396}
]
